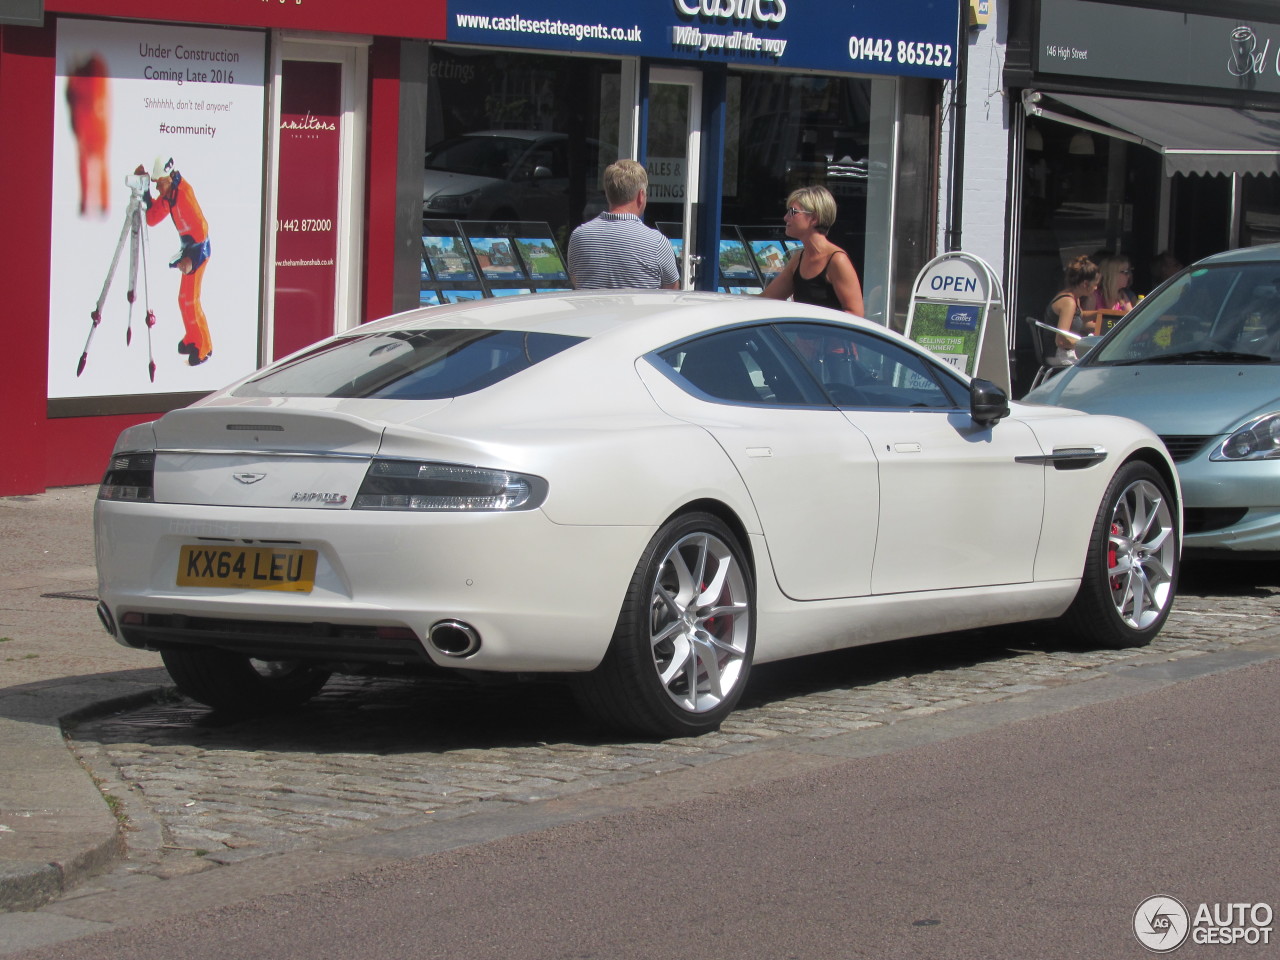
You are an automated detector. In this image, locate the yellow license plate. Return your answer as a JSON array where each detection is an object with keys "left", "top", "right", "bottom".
[{"left": 176, "top": 545, "right": 318, "bottom": 592}]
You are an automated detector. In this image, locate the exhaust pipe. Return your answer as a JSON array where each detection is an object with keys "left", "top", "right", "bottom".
[
  {"left": 96, "top": 601, "right": 117, "bottom": 638},
  {"left": 428, "top": 619, "right": 481, "bottom": 658}
]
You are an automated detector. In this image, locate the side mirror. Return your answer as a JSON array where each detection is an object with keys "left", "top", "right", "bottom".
[
  {"left": 531, "top": 165, "right": 553, "bottom": 180},
  {"left": 970, "top": 377, "right": 1009, "bottom": 427}
]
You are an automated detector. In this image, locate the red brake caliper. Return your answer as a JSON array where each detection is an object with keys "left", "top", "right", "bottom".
[{"left": 1108, "top": 522, "right": 1122, "bottom": 589}]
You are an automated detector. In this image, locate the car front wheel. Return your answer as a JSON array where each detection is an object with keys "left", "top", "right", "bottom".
[
  {"left": 160, "top": 647, "right": 331, "bottom": 714},
  {"left": 1062, "top": 460, "right": 1179, "bottom": 648},
  {"left": 575, "top": 512, "right": 755, "bottom": 738}
]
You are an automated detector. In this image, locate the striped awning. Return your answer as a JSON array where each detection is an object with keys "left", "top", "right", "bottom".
[{"left": 1024, "top": 90, "right": 1280, "bottom": 178}]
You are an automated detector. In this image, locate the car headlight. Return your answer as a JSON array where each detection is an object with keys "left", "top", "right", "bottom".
[
  {"left": 1210, "top": 412, "right": 1280, "bottom": 461},
  {"left": 353, "top": 459, "right": 548, "bottom": 511},
  {"left": 424, "top": 190, "right": 481, "bottom": 214},
  {"left": 99, "top": 451, "right": 155, "bottom": 502}
]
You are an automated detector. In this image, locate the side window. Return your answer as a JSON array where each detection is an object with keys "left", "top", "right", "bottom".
[
  {"left": 778, "top": 323, "right": 962, "bottom": 409},
  {"left": 656, "top": 327, "right": 824, "bottom": 405}
]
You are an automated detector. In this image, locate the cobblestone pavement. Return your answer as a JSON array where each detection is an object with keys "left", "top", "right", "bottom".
[{"left": 64, "top": 561, "right": 1279, "bottom": 890}]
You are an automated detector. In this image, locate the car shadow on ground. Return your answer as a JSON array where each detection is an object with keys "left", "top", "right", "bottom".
[
  {"left": 1178, "top": 553, "right": 1280, "bottom": 599},
  {"left": 62, "top": 626, "right": 1132, "bottom": 755},
  {"left": 67, "top": 555, "right": 1277, "bottom": 755}
]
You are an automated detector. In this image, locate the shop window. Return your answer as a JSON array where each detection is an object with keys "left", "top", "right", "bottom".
[
  {"left": 423, "top": 48, "right": 620, "bottom": 248},
  {"left": 1242, "top": 175, "right": 1280, "bottom": 248},
  {"left": 1014, "top": 119, "right": 1162, "bottom": 394},
  {"left": 721, "top": 71, "right": 925, "bottom": 328},
  {"left": 722, "top": 73, "right": 874, "bottom": 273}
]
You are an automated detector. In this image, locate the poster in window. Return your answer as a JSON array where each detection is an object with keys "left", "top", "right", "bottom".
[
  {"left": 514, "top": 238, "right": 568, "bottom": 281},
  {"left": 423, "top": 235, "right": 478, "bottom": 281},
  {"left": 718, "top": 238, "right": 758, "bottom": 285},
  {"left": 750, "top": 239, "right": 799, "bottom": 283},
  {"left": 469, "top": 237, "right": 528, "bottom": 280},
  {"left": 48, "top": 18, "right": 266, "bottom": 399}
]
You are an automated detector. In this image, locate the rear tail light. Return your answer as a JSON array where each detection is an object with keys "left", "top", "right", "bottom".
[
  {"left": 353, "top": 459, "right": 547, "bottom": 511},
  {"left": 99, "top": 452, "right": 156, "bottom": 502}
]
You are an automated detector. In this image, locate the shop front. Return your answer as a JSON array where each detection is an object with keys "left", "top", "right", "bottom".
[
  {"left": 422, "top": 0, "right": 960, "bottom": 321},
  {"left": 1, "top": 0, "right": 958, "bottom": 495},
  {"left": 1004, "top": 0, "right": 1280, "bottom": 394}
]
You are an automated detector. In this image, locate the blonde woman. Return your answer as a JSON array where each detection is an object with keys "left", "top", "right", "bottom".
[
  {"left": 1096, "top": 255, "right": 1137, "bottom": 312},
  {"left": 761, "top": 185, "right": 865, "bottom": 316}
]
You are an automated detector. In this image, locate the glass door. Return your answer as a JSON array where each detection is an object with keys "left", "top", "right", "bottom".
[
  {"left": 267, "top": 39, "right": 367, "bottom": 361},
  {"left": 645, "top": 67, "right": 702, "bottom": 289}
]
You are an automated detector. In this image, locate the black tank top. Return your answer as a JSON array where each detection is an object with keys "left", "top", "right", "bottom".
[{"left": 791, "top": 249, "right": 846, "bottom": 310}]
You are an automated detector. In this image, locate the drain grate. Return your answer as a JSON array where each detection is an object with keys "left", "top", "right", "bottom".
[
  {"left": 111, "top": 709, "right": 209, "bottom": 728},
  {"left": 40, "top": 591, "right": 99, "bottom": 602}
]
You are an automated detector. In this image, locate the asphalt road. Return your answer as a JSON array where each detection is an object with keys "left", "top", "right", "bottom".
[{"left": 7, "top": 639, "right": 1277, "bottom": 960}]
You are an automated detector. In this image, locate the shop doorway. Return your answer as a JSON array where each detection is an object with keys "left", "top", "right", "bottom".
[
  {"left": 267, "top": 39, "right": 367, "bottom": 361},
  {"left": 644, "top": 67, "right": 702, "bottom": 289}
]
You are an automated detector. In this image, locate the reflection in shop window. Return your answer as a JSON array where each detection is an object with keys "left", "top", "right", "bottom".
[{"left": 423, "top": 48, "right": 621, "bottom": 249}]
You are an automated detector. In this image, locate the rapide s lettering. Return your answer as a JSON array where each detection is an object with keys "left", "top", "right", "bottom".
[{"left": 673, "top": 0, "right": 787, "bottom": 25}]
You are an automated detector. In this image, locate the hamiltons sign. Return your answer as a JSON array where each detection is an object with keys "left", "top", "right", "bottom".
[{"left": 1038, "top": 0, "right": 1280, "bottom": 95}]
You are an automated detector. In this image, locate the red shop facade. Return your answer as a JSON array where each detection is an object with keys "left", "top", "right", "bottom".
[{"left": 0, "top": 0, "right": 444, "bottom": 495}]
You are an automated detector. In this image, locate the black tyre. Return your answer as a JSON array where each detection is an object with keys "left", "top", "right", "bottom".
[
  {"left": 575, "top": 512, "right": 755, "bottom": 738},
  {"left": 1061, "top": 460, "right": 1179, "bottom": 649},
  {"left": 160, "top": 647, "right": 331, "bottom": 714}
]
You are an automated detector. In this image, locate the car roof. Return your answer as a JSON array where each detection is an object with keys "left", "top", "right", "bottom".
[
  {"left": 362, "top": 291, "right": 897, "bottom": 352},
  {"left": 1189, "top": 242, "right": 1280, "bottom": 267}
]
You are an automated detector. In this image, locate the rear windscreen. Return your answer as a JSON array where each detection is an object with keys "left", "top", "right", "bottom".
[{"left": 233, "top": 329, "right": 585, "bottom": 399}]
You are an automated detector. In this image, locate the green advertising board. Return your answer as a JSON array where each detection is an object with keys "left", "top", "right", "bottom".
[{"left": 905, "top": 252, "right": 1008, "bottom": 392}]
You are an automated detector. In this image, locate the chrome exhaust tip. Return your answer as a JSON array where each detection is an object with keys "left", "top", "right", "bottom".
[
  {"left": 96, "top": 601, "right": 117, "bottom": 638},
  {"left": 428, "top": 619, "right": 481, "bottom": 658}
]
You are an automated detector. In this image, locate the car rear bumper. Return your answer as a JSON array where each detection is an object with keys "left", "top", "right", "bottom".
[{"left": 94, "top": 500, "right": 650, "bottom": 672}]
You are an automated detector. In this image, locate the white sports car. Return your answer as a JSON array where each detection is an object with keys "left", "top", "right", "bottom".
[{"left": 95, "top": 291, "right": 1181, "bottom": 737}]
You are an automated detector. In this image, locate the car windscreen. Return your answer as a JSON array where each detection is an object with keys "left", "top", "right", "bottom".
[
  {"left": 1092, "top": 262, "right": 1280, "bottom": 366},
  {"left": 232, "top": 329, "right": 585, "bottom": 400},
  {"left": 424, "top": 136, "right": 529, "bottom": 178}
]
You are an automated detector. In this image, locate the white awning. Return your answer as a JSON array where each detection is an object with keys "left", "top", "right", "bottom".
[{"left": 1023, "top": 90, "right": 1280, "bottom": 178}]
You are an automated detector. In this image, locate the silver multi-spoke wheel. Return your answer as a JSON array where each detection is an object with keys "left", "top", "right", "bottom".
[
  {"left": 575, "top": 512, "right": 756, "bottom": 737},
  {"left": 648, "top": 530, "right": 751, "bottom": 715},
  {"left": 1064, "top": 461, "right": 1180, "bottom": 649},
  {"left": 1106, "top": 477, "right": 1176, "bottom": 630}
]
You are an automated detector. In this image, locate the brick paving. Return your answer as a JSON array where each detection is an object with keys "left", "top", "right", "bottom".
[{"left": 62, "top": 563, "right": 1280, "bottom": 891}]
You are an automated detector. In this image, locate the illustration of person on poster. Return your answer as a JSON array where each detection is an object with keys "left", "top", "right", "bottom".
[
  {"left": 65, "top": 53, "right": 111, "bottom": 217},
  {"left": 141, "top": 155, "right": 213, "bottom": 365},
  {"left": 48, "top": 18, "right": 265, "bottom": 400}
]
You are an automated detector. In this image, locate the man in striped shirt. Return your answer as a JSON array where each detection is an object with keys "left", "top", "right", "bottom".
[{"left": 567, "top": 160, "right": 680, "bottom": 290}]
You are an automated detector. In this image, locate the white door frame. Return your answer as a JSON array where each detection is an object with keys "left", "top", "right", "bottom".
[
  {"left": 263, "top": 33, "right": 369, "bottom": 360},
  {"left": 647, "top": 66, "right": 702, "bottom": 289}
]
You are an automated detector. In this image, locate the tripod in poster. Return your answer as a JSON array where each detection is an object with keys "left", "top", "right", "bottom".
[{"left": 79, "top": 169, "right": 158, "bottom": 381}]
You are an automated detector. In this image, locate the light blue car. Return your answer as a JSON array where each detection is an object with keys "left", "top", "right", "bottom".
[{"left": 1026, "top": 243, "right": 1280, "bottom": 555}]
